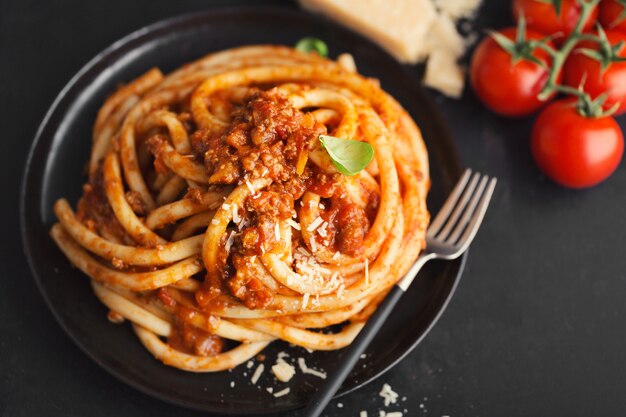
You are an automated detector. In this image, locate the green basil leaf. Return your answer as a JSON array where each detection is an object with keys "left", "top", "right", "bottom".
[
  {"left": 294, "top": 37, "right": 328, "bottom": 57},
  {"left": 319, "top": 135, "right": 374, "bottom": 176}
]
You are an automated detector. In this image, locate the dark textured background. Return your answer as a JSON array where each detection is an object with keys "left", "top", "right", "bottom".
[{"left": 2, "top": 0, "right": 626, "bottom": 416}]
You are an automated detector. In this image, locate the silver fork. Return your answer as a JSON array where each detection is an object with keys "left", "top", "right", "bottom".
[
  {"left": 398, "top": 169, "right": 497, "bottom": 290},
  {"left": 302, "top": 169, "right": 497, "bottom": 417}
]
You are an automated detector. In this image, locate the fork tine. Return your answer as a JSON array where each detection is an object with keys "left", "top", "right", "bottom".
[
  {"left": 455, "top": 177, "right": 497, "bottom": 251},
  {"left": 446, "top": 175, "right": 489, "bottom": 244},
  {"left": 433, "top": 172, "right": 481, "bottom": 240},
  {"left": 428, "top": 169, "right": 472, "bottom": 236}
]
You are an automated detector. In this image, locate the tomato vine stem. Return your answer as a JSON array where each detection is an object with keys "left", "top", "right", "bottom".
[{"left": 537, "top": 0, "right": 602, "bottom": 103}]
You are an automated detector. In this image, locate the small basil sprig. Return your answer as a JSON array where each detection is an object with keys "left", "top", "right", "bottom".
[
  {"left": 295, "top": 37, "right": 328, "bottom": 57},
  {"left": 319, "top": 135, "right": 374, "bottom": 176}
]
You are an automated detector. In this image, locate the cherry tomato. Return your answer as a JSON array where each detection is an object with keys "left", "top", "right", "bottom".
[
  {"left": 512, "top": 0, "right": 598, "bottom": 41},
  {"left": 531, "top": 99, "right": 624, "bottom": 188},
  {"left": 600, "top": 0, "right": 626, "bottom": 32},
  {"left": 563, "top": 30, "right": 626, "bottom": 115},
  {"left": 470, "top": 27, "right": 559, "bottom": 117}
]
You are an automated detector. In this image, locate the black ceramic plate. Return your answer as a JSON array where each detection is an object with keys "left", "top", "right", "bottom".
[{"left": 20, "top": 6, "right": 465, "bottom": 415}]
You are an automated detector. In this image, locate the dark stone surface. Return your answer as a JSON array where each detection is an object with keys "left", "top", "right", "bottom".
[{"left": 2, "top": 0, "right": 626, "bottom": 416}]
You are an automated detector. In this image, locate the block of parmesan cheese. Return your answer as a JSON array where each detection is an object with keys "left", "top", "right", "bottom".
[
  {"left": 299, "top": 0, "right": 437, "bottom": 64},
  {"left": 423, "top": 13, "right": 465, "bottom": 59},
  {"left": 436, "top": 0, "right": 482, "bottom": 20},
  {"left": 423, "top": 50, "right": 464, "bottom": 98}
]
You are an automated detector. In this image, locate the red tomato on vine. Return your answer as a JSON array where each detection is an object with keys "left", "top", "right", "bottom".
[
  {"left": 470, "top": 27, "right": 559, "bottom": 117},
  {"left": 531, "top": 99, "right": 624, "bottom": 188},
  {"left": 600, "top": 0, "right": 626, "bottom": 32},
  {"left": 512, "top": 0, "right": 598, "bottom": 41},
  {"left": 564, "top": 29, "right": 626, "bottom": 115}
]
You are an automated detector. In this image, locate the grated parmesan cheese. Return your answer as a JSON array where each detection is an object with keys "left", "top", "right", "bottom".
[
  {"left": 360, "top": 412, "right": 368, "bottom": 417},
  {"left": 317, "top": 222, "right": 328, "bottom": 238},
  {"left": 251, "top": 364, "right": 264, "bottom": 384},
  {"left": 297, "top": 357, "right": 327, "bottom": 379},
  {"left": 237, "top": 218, "right": 248, "bottom": 231},
  {"left": 246, "top": 360, "right": 254, "bottom": 369},
  {"left": 287, "top": 219, "right": 301, "bottom": 230},
  {"left": 337, "top": 283, "right": 346, "bottom": 298},
  {"left": 302, "top": 293, "right": 310, "bottom": 309},
  {"left": 274, "top": 222, "right": 281, "bottom": 240},
  {"left": 337, "top": 52, "right": 357, "bottom": 72},
  {"left": 273, "top": 388, "right": 290, "bottom": 398},
  {"left": 225, "top": 231, "right": 236, "bottom": 253},
  {"left": 232, "top": 204, "right": 241, "bottom": 224},
  {"left": 307, "top": 216, "right": 324, "bottom": 232},
  {"left": 245, "top": 180, "right": 256, "bottom": 194}
]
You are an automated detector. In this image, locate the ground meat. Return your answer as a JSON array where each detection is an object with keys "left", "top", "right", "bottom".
[
  {"left": 125, "top": 190, "right": 146, "bottom": 215},
  {"left": 308, "top": 172, "right": 342, "bottom": 198},
  {"left": 183, "top": 187, "right": 203, "bottom": 203},
  {"left": 167, "top": 320, "right": 224, "bottom": 357},
  {"left": 246, "top": 190, "right": 293, "bottom": 219},
  {"left": 335, "top": 203, "right": 369, "bottom": 256},
  {"left": 146, "top": 134, "right": 171, "bottom": 175},
  {"left": 195, "top": 273, "right": 226, "bottom": 309},
  {"left": 228, "top": 255, "right": 273, "bottom": 309},
  {"left": 76, "top": 168, "right": 130, "bottom": 243},
  {"left": 183, "top": 86, "right": 372, "bottom": 309},
  {"left": 199, "top": 89, "right": 325, "bottom": 186}
]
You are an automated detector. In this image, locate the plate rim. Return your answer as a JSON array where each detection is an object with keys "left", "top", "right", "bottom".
[{"left": 19, "top": 5, "right": 467, "bottom": 414}]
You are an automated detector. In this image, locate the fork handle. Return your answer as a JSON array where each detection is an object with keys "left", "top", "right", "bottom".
[{"left": 299, "top": 285, "right": 405, "bottom": 417}]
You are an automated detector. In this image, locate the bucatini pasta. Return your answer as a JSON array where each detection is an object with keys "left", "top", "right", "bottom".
[{"left": 50, "top": 45, "right": 430, "bottom": 372}]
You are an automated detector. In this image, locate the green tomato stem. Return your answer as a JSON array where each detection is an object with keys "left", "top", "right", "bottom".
[{"left": 537, "top": 0, "right": 601, "bottom": 101}]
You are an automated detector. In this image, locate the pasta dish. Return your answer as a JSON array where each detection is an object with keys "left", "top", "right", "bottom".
[{"left": 50, "top": 45, "right": 430, "bottom": 371}]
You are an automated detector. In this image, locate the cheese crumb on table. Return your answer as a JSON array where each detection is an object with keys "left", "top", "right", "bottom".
[
  {"left": 250, "top": 364, "right": 264, "bottom": 384},
  {"left": 273, "top": 387, "right": 290, "bottom": 398},
  {"left": 297, "top": 357, "right": 327, "bottom": 379},
  {"left": 379, "top": 383, "right": 399, "bottom": 406},
  {"left": 271, "top": 361, "right": 296, "bottom": 382}
]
